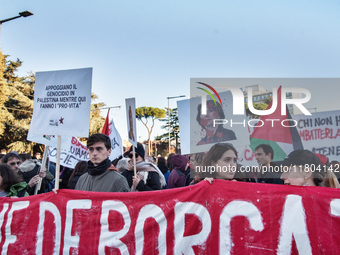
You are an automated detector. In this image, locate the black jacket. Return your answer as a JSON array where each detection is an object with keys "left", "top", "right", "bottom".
[{"left": 121, "top": 170, "right": 161, "bottom": 191}]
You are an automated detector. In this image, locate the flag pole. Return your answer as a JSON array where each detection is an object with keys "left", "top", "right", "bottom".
[
  {"left": 34, "top": 145, "right": 49, "bottom": 195},
  {"left": 101, "top": 108, "right": 110, "bottom": 134},
  {"left": 132, "top": 145, "right": 137, "bottom": 176},
  {"left": 54, "top": 135, "right": 62, "bottom": 190}
]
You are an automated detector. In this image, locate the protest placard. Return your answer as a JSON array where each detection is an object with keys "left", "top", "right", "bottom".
[
  {"left": 177, "top": 99, "right": 190, "bottom": 154},
  {"left": 190, "top": 91, "right": 250, "bottom": 154},
  {"left": 29, "top": 68, "right": 92, "bottom": 137},
  {"left": 125, "top": 98, "right": 137, "bottom": 148},
  {"left": 178, "top": 83, "right": 250, "bottom": 155},
  {"left": 48, "top": 137, "right": 89, "bottom": 169},
  {"left": 294, "top": 110, "right": 340, "bottom": 161},
  {"left": 27, "top": 132, "right": 71, "bottom": 151}
]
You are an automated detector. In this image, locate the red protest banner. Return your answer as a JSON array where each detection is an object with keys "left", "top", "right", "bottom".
[{"left": 1, "top": 180, "right": 340, "bottom": 254}]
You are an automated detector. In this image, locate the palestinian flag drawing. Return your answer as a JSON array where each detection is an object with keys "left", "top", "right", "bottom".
[{"left": 250, "top": 86, "right": 303, "bottom": 161}]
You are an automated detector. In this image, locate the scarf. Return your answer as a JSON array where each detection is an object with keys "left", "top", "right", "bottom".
[
  {"left": 129, "top": 161, "right": 167, "bottom": 191},
  {"left": 87, "top": 158, "right": 112, "bottom": 176}
]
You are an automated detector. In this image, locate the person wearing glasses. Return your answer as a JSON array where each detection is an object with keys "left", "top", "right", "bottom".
[
  {"left": 75, "top": 133, "right": 129, "bottom": 192},
  {"left": 122, "top": 143, "right": 166, "bottom": 191},
  {"left": 2, "top": 152, "right": 47, "bottom": 194}
]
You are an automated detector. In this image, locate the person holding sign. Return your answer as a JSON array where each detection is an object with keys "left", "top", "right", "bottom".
[
  {"left": 2, "top": 152, "right": 47, "bottom": 195},
  {"left": 75, "top": 133, "right": 129, "bottom": 192},
  {"left": 122, "top": 143, "right": 166, "bottom": 191}
]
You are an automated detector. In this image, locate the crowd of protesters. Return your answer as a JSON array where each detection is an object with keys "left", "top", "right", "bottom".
[{"left": 1, "top": 133, "right": 339, "bottom": 198}]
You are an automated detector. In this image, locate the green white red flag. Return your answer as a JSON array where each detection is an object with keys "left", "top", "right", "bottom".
[{"left": 250, "top": 86, "right": 303, "bottom": 160}]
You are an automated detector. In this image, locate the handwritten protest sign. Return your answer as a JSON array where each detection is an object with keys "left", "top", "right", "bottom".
[
  {"left": 294, "top": 110, "right": 340, "bottom": 161},
  {"left": 48, "top": 137, "right": 89, "bottom": 169},
  {"left": 29, "top": 68, "right": 92, "bottom": 137}
]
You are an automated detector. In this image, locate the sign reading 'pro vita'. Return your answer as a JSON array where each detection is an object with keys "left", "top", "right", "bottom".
[{"left": 29, "top": 68, "right": 93, "bottom": 138}]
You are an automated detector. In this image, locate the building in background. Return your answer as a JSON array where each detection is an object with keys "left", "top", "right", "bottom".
[{"left": 242, "top": 85, "right": 303, "bottom": 114}]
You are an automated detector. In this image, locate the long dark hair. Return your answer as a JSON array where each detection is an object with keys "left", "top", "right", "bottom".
[
  {"left": 68, "top": 161, "right": 88, "bottom": 187},
  {"left": 167, "top": 153, "right": 176, "bottom": 171},
  {"left": 196, "top": 100, "right": 225, "bottom": 126},
  {"left": 201, "top": 143, "right": 245, "bottom": 180},
  {"left": 157, "top": 157, "right": 168, "bottom": 174},
  {"left": 202, "top": 143, "right": 237, "bottom": 166},
  {"left": 0, "top": 163, "right": 23, "bottom": 192}
]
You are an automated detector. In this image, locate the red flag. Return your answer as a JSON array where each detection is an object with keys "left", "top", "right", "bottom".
[{"left": 101, "top": 109, "right": 110, "bottom": 135}]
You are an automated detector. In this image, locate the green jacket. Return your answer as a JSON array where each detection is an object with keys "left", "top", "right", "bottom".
[{"left": 7, "top": 182, "right": 29, "bottom": 197}]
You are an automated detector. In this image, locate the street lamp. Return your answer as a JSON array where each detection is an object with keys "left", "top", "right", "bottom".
[
  {"left": 167, "top": 95, "right": 185, "bottom": 155},
  {"left": 0, "top": 10, "right": 34, "bottom": 40}
]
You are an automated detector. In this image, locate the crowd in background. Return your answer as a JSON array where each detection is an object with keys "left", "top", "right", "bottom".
[{"left": 1, "top": 133, "right": 339, "bottom": 198}]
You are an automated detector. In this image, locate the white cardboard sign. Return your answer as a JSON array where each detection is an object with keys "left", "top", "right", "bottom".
[{"left": 29, "top": 68, "right": 92, "bottom": 137}]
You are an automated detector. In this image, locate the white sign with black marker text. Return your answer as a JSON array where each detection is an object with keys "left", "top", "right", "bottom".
[{"left": 29, "top": 68, "right": 92, "bottom": 137}]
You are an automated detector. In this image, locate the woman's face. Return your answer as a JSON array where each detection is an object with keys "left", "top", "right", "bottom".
[
  {"left": 281, "top": 165, "right": 307, "bottom": 186},
  {"left": 214, "top": 149, "right": 237, "bottom": 180},
  {"left": 190, "top": 156, "right": 199, "bottom": 169},
  {"left": 200, "top": 103, "right": 219, "bottom": 129},
  {"left": 128, "top": 153, "right": 143, "bottom": 167}
]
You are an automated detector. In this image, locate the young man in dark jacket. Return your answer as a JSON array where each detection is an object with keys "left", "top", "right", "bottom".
[{"left": 75, "top": 133, "right": 129, "bottom": 192}]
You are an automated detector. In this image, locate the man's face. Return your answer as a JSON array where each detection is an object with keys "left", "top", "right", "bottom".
[
  {"left": 7, "top": 157, "right": 21, "bottom": 172},
  {"left": 88, "top": 142, "right": 111, "bottom": 166},
  {"left": 255, "top": 148, "right": 271, "bottom": 166}
]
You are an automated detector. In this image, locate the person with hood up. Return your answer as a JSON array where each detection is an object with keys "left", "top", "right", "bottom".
[
  {"left": 122, "top": 143, "right": 166, "bottom": 191},
  {"left": 167, "top": 155, "right": 189, "bottom": 189}
]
